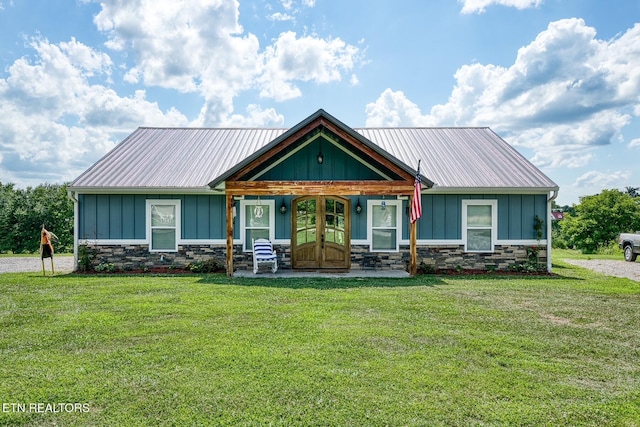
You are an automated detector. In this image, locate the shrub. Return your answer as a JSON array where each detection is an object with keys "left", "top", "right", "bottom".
[
  {"left": 509, "top": 246, "right": 546, "bottom": 273},
  {"left": 187, "top": 258, "right": 225, "bottom": 273},
  {"left": 417, "top": 261, "right": 436, "bottom": 274},
  {"left": 95, "top": 262, "right": 116, "bottom": 273},
  {"left": 596, "top": 241, "right": 623, "bottom": 256},
  {"left": 77, "top": 245, "right": 95, "bottom": 272}
]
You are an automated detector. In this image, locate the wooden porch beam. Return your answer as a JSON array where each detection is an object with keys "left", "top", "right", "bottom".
[{"left": 225, "top": 180, "right": 414, "bottom": 196}]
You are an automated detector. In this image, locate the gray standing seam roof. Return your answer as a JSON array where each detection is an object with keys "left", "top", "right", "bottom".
[
  {"left": 70, "top": 126, "right": 557, "bottom": 191},
  {"left": 358, "top": 127, "right": 557, "bottom": 189}
]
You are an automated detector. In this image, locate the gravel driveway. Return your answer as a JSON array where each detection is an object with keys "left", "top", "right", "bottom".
[
  {"left": 562, "top": 259, "right": 640, "bottom": 282},
  {"left": 0, "top": 256, "right": 75, "bottom": 274}
]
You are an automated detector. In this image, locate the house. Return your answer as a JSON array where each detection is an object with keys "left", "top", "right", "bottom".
[{"left": 68, "top": 109, "right": 559, "bottom": 275}]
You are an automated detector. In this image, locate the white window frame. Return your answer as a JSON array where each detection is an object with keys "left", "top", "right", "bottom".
[
  {"left": 462, "top": 199, "right": 497, "bottom": 253},
  {"left": 146, "top": 199, "right": 181, "bottom": 252},
  {"left": 240, "top": 199, "right": 275, "bottom": 252},
  {"left": 367, "top": 199, "right": 402, "bottom": 252}
]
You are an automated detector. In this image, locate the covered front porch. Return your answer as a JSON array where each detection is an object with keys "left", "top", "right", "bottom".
[
  {"left": 212, "top": 111, "right": 429, "bottom": 277},
  {"left": 224, "top": 185, "right": 420, "bottom": 277}
]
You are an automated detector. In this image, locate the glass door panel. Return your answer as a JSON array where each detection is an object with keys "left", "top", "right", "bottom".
[{"left": 292, "top": 196, "right": 350, "bottom": 269}]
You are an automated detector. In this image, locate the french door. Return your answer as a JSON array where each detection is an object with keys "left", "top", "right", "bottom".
[{"left": 291, "top": 196, "right": 351, "bottom": 269}]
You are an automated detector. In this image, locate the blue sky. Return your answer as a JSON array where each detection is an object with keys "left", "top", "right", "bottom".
[{"left": 1, "top": 0, "right": 639, "bottom": 205}]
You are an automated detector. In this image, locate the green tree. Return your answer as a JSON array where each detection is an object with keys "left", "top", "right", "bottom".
[
  {"left": 0, "top": 182, "right": 17, "bottom": 252},
  {"left": 0, "top": 182, "right": 74, "bottom": 253},
  {"left": 560, "top": 189, "right": 640, "bottom": 253},
  {"left": 626, "top": 186, "right": 639, "bottom": 198}
]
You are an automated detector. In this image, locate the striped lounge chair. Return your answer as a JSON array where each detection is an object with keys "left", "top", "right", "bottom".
[{"left": 252, "top": 238, "right": 278, "bottom": 274}]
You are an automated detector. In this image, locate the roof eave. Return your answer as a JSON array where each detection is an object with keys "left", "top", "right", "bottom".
[
  {"left": 67, "top": 186, "right": 223, "bottom": 195},
  {"left": 428, "top": 185, "right": 559, "bottom": 194}
]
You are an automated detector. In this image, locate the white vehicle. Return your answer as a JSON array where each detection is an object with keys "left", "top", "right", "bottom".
[{"left": 618, "top": 233, "right": 640, "bottom": 262}]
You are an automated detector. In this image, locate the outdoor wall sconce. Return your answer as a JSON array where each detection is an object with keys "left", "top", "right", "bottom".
[
  {"left": 280, "top": 199, "right": 287, "bottom": 214},
  {"left": 355, "top": 198, "right": 362, "bottom": 214},
  {"left": 317, "top": 150, "right": 324, "bottom": 164},
  {"left": 381, "top": 196, "right": 386, "bottom": 210}
]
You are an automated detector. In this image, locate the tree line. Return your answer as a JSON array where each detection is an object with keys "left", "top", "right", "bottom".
[
  {"left": 553, "top": 187, "right": 640, "bottom": 253},
  {"left": 0, "top": 182, "right": 74, "bottom": 254},
  {"left": 1, "top": 181, "right": 638, "bottom": 255}
]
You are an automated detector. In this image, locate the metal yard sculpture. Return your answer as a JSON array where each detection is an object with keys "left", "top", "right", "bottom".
[{"left": 40, "top": 226, "right": 58, "bottom": 276}]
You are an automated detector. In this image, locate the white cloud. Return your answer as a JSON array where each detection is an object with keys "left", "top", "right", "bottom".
[
  {"left": 574, "top": 170, "right": 631, "bottom": 189},
  {"left": 629, "top": 138, "right": 640, "bottom": 148},
  {"left": 94, "top": 0, "right": 256, "bottom": 93},
  {"left": 0, "top": 37, "right": 188, "bottom": 187},
  {"left": 268, "top": 12, "right": 293, "bottom": 22},
  {"left": 280, "top": 0, "right": 315, "bottom": 10},
  {"left": 1, "top": 1, "right": 362, "bottom": 186},
  {"left": 366, "top": 19, "right": 640, "bottom": 170},
  {"left": 460, "top": 0, "right": 543, "bottom": 14},
  {"left": 559, "top": 169, "right": 633, "bottom": 204},
  {"left": 365, "top": 89, "right": 432, "bottom": 127},
  {"left": 5, "top": 38, "right": 113, "bottom": 113},
  {"left": 223, "top": 104, "right": 285, "bottom": 127},
  {"left": 259, "top": 31, "right": 361, "bottom": 101},
  {"left": 93, "top": 0, "right": 361, "bottom": 123}
]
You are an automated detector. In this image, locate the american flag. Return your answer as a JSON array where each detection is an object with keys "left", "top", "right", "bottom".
[{"left": 410, "top": 161, "right": 422, "bottom": 223}]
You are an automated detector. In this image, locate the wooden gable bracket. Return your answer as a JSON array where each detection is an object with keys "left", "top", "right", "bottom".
[{"left": 226, "top": 116, "right": 416, "bottom": 184}]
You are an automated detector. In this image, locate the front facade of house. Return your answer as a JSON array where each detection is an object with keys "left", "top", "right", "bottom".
[{"left": 69, "top": 110, "right": 558, "bottom": 275}]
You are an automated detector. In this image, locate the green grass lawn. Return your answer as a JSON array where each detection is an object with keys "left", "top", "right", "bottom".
[
  {"left": 1, "top": 262, "right": 639, "bottom": 426},
  {"left": 553, "top": 248, "right": 625, "bottom": 261}
]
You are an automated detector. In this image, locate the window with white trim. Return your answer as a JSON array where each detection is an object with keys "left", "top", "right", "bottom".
[
  {"left": 240, "top": 199, "right": 275, "bottom": 252},
  {"left": 462, "top": 200, "right": 497, "bottom": 252},
  {"left": 368, "top": 200, "right": 401, "bottom": 252},
  {"left": 147, "top": 200, "right": 181, "bottom": 252}
]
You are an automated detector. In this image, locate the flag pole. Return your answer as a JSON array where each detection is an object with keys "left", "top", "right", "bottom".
[{"left": 410, "top": 209, "right": 417, "bottom": 276}]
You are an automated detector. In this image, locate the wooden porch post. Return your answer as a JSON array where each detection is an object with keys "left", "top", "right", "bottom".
[
  {"left": 226, "top": 193, "right": 234, "bottom": 277},
  {"left": 409, "top": 194, "right": 418, "bottom": 276}
]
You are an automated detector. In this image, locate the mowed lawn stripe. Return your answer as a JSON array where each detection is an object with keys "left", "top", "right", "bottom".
[{"left": 1, "top": 266, "right": 639, "bottom": 426}]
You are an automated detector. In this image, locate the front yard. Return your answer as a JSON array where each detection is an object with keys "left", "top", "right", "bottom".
[{"left": 1, "top": 261, "right": 639, "bottom": 425}]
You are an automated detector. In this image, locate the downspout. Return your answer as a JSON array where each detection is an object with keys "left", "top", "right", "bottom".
[
  {"left": 67, "top": 190, "right": 79, "bottom": 272},
  {"left": 547, "top": 190, "right": 559, "bottom": 273}
]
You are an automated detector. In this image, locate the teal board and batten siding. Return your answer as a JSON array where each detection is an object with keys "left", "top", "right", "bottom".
[
  {"left": 256, "top": 137, "right": 396, "bottom": 181},
  {"left": 402, "top": 194, "right": 548, "bottom": 240},
  {"left": 78, "top": 194, "right": 231, "bottom": 240},
  {"left": 182, "top": 195, "right": 228, "bottom": 239},
  {"left": 79, "top": 194, "right": 146, "bottom": 240},
  {"left": 497, "top": 194, "right": 548, "bottom": 240},
  {"left": 79, "top": 193, "right": 547, "bottom": 242}
]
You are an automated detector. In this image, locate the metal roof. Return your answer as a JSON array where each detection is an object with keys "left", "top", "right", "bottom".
[
  {"left": 357, "top": 127, "right": 558, "bottom": 190},
  {"left": 70, "top": 117, "right": 558, "bottom": 192},
  {"left": 71, "top": 127, "right": 288, "bottom": 189}
]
